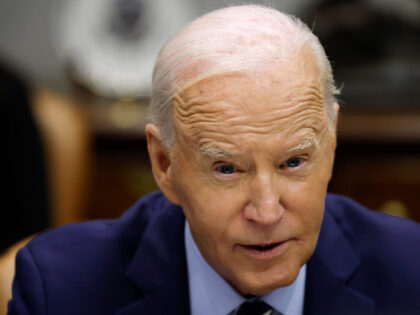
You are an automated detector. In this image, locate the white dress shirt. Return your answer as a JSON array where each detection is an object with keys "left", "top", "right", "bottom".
[{"left": 185, "top": 221, "right": 306, "bottom": 315}]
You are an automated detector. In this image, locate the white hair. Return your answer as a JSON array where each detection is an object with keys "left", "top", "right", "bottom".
[{"left": 148, "top": 5, "right": 340, "bottom": 149}]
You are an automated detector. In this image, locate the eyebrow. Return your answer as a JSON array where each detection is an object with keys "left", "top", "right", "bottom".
[
  {"left": 286, "top": 135, "right": 319, "bottom": 154},
  {"left": 200, "top": 146, "right": 233, "bottom": 159},
  {"left": 199, "top": 135, "right": 319, "bottom": 159}
]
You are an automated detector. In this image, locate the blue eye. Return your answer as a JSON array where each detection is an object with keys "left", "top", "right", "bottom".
[
  {"left": 216, "top": 164, "right": 236, "bottom": 174},
  {"left": 285, "top": 157, "right": 302, "bottom": 168}
]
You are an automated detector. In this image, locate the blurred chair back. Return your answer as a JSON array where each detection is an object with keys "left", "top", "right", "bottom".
[{"left": 0, "top": 236, "right": 33, "bottom": 315}]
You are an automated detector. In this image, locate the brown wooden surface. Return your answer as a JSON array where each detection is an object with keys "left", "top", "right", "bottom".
[{"left": 338, "top": 108, "right": 420, "bottom": 142}]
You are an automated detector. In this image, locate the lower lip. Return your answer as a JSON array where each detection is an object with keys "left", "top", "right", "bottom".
[{"left": 238, "top": 240, "right": 291, "bottom": 259}]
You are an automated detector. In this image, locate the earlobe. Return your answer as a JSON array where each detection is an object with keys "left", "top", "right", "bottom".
[{"left": 145, "top": 124, "right": 180, "bottom": 205}]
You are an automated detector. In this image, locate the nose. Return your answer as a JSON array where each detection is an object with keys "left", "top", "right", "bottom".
[{"left": 243, "top": 173, "right": 284, "bottom": 226}]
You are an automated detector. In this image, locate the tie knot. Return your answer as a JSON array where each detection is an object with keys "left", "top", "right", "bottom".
[{"left": 236, "top": 300, "right": 273, "bottom": 315}]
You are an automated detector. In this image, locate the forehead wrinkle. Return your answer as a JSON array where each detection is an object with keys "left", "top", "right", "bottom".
[
  {"left": 173, "top": 92, "right": 239, "bottom": 127},
  {"left": 173, "top": 74, "right": 327, "bottom": 144},
  {"left": 174, "top": 74, "right": 322, "bottom": 116},
  {"left": 290, "top": 83, "right": 324, "bottom": 105},
  {"left": 176, "top": 92, "right": 325, "bottom": 131},
  {"left": 176, "top": 102, "right": 326, "bottom": 145},
  {"left": 176, "top": 78, "right": 324, "bottom": 123},
  {"left": 173, "top": 72, "right": 251, "bottom": 115},
  {"left": 209, "top": 101, "right": 325, "bottom": 135}
]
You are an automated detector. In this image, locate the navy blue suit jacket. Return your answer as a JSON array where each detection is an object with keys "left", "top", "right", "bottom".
[{"left": 8, "top": 192, "right": 420, "bottom": 315}]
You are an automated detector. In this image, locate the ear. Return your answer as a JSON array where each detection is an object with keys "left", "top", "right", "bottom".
[{"left": 145, "top": 124, "right": 180, "bottom": 205}]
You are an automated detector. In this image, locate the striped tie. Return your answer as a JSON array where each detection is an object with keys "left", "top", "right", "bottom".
[{"left": 236, "top": 300, "right": 273, "bottom": 315}]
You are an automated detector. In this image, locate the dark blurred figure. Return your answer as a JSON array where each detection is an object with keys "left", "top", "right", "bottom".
[
  {"left": 0, "top": 62, "right": 50, "bottom": 254},
  {"left": 0, "top": 61, "right": 92, "bottom": 314}
]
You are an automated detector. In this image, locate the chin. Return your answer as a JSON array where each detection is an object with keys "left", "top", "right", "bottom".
[{"left": 234, "top": 267, "right": 299, "bottom": 296}]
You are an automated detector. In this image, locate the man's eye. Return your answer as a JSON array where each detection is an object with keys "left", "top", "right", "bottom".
[
  {"left": 285, "top": 157, "right": 302, "bottom": 168},
  {"left": 216, "top": 164, "right": 236, "bottom": 174}
]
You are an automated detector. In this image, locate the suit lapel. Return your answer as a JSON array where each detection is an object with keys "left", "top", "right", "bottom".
[
  {"left": 117, "top": 203, "right": 190, "bottom": 315},
  {"left": 116, "top": 271, "right": 189, "bottom": 315},
  {"left": 304, "top": 209, "right": 375, "bottom": 315}
]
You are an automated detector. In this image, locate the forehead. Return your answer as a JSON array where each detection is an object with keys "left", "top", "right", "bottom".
[{"left": 173, "top": 52, "right": 327, "bottom": 152}]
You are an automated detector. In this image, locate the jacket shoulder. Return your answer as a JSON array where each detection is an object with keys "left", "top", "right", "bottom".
[
  {"left": 324, "top": 193, "right": 420, "bottom": 313},
  {"left": 27, "top": 191, "right": 171, "bottom": 255},
  {"left": 9, "top": 191, "right": 174, "bottom": 315},
  {"left": 325, "top": 193, "right": 420, "bottom": 247}
]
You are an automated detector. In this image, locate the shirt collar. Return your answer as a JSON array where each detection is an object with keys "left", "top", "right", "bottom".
[{"left": 185, "top": 221, "right": 306, "bottom": 315}]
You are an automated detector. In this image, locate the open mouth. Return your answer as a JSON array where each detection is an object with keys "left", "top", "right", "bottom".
[
  {"left": 239, "top": 239, "right": 293, "bottom": 258},
  {"left": 244, "top": 242, "right": 282, "bottom": 251}
]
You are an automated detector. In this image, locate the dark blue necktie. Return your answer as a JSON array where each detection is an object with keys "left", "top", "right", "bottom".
[{"left": 236, "top": 300, "right": 273, "bottom": 315}]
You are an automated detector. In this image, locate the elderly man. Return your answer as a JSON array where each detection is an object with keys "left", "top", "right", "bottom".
[{"left": 8, "top": 5, "right": 420, "bottom": 315}]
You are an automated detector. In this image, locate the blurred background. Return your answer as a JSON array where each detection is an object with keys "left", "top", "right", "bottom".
[{"left": 0, "top": 0, "right": 420, "bottom": 295}]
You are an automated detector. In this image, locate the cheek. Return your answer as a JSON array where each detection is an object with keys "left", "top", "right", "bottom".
[
  {"left": 174, "top": 178, "right": 246, "bottom": 252},
  {"left": 282, "top": 173, "right": 328, "bottom": 236},
  {"left": 287, "top": 190, "right": 324, "bottom": 228},
  {"left": 183, "top": 193, "right": 239, "bottom": 263},
  {"left": 183, "top": 190, "right": 240, "bottom": 231}
]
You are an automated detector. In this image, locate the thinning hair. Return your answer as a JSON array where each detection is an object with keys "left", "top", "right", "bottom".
[{"left": 148, "top": 5, "right": 340, "bottom": 149}]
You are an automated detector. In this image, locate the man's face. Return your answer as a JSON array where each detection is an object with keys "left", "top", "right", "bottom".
[{"left": 160, "top": 51, "right": 336, "bottom": 295}]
